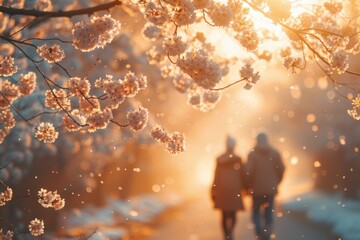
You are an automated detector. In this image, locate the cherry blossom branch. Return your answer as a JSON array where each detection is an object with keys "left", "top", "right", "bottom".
[
  {"left": 10, "top": 18, "right": 38, "bottom": 37},
  {"left": 243, "top": 0, "right": 360, "bottom": 80},
  {"left": 313, "top": 53, "right": 358, "bottom": 93},
  {"left": 110, "top": 119, "right": 129, "bottom": 128},
  {"left": 0, "top": 0, "right": 122, "bottom": 18},
  {"left": 23, "top": 37, "right": 72, "bottom": 44},
  {"left": 0, "top": 38, "right": 87, "bottom": 127},
  {"left": 82, "top": 228, "right": 98, "bottom": 240},
  {"left": 43, "top": 78, "right": 87, "bottom": 127},
  {"left": 0, "top": 216, "right": 26, "bottom": 234},
  {"left": 2, "top": 37, "right": 131, "bottom": 130},
  {"left": 3, "top": 38, "right": 67, "bottom": 89},
  {"left": 299, "top": 41, "right": 307, "bottom": 70},
  {"left": 26, "top": 111, "right": 60, "bottom": 121},
  {"left": 54, "top": 62, "right": 72, "bottom": 78},
  {"left": 167, "top": 53, "right": 177, "bottom": 64},
  {"left": 158, "top": 0, "right": 180, "bottom": 33},
  {"left": 302, "top": 32, "right": 333, "bottom": 54},
  {"left": 0, "top": 160, "right": 13, "bottom": 170},
  {"left": 297, "top": 28, "right": 344, "bottom": 37},
  {"left": 203, "top": 10, "right": 216, "bottom": 27},
  {"left": 85, "top": 58, "right": 100, "bottom": 79},
  {"left": 0, "top": 90, "right": 34, "bottom": 128},
  {"left": 1, "top": 35, "right": 74, "bottom": 79},
  {"left": 97, "top": 94, "right": 108, "bottom": 100},
  {"left": 0, "top": 179, "right": 8, "bottom": 188},
  {"left": 3, "top": 39, "right": 87, "bottom": 127}
]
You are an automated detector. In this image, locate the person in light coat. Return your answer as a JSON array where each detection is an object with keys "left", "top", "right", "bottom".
[{"left": 211, "top": 136, "right": 246, "bottom": 240}]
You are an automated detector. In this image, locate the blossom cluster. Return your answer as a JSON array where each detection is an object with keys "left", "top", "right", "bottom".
[
  {"left": 0, "top": 187, "right": 13, "bottom": 206},
  {"left": 62, "top": 109, "right": 86, "bottom": 132},
  {"left": 95, "top": 72, "right": 147, "bottom": 109},
  {"left": 172, "top": 74, "right": 194, "bottom": 93},
  {"left": 0, "top": 108, "right": 15, "bottom": 144},
  {"left": 45, "top": 71, "right": 148, "bottom": 135},
  {"left": 0, "top": 56, "right": 17, "bottom": 77},
  {"left": 283, "top": 57, "right": 302, "bottom": 73},
  {"left": 28, "top": 218, "right": 44, "bottom": 236},
  {"left": 18, "top": 72, "right": 36, "bottom": 95},
  {"left": 34, "top": 0, "right": 53, "bottom": 11},
  {"left": 35, "top": 122, "right": 59, "bottom": 143},
  {"left": 142, "top": 23, "right": 162, "bottom": 40},
  {"left": 45, "top": 89, "right": 71, "bottom": 111},
  {"left": 163, "top": 36, "right": 186, "bottom": 56},
  {"left": 347, "top": 94, "right": 360, "bottom": 120},
  {"left": 171, "top": 0, "right": 196, "bottom": 26},
  {"left": 208, "top": 2, "right": 233, "bottom": 26},
  {"left": 144, "top": 2, "right": 169, "bottom": 26},
  {"left": 187, "top": 88, "right": 221, "bottom": 112},
  {"left": 79, "top": 96, "right": 100, "bottom": 115},
  {"left": 329, "top": 50, "right": 349, "bottom": 74},
  {"left": 151, "top": 125, "right": 186, "bottom": 154},
  {"left": 236, "top": 28, "right": 259, "bottom": 51},
  {"left": 38, "top": 188, "right": 65, "bottom": 210},
  {"left": 72, "top": 14, "right": 121, "bottom": 52},
  {"left": 0, "top": 80, "right": 19, "bottom": 108},
  {"left": 0, "top": 229, "right": 13, "bottom": 240},
  {"left": 239, "top": 64, "right": 260, "bottom": 90},
  {"left": 0, "top": 109, "right": 15, "bottom": 130},
  {"left": 324, "top": 1, "right": 343, "bottom": 14},
  {"left": 36, "top": 44, "right": 65, "bottom": 63},
  {"left": 177, "top": 50, "right": 222, "bottom": 89},
  {"left": 87, "top": 107, "right": 113, "bottom": 132},
  {"left": 126, "top": 107, "right": 149, "bottom": 131},
  {"left": 67, "top": 77, "right": 91, "bottom": 97}
]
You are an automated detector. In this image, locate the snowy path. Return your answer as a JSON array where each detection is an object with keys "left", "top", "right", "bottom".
[{"left": 145, "top": 193, "right": 334, "bottom": 240}]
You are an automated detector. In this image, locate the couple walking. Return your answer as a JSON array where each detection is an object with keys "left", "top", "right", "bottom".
[{"left": 211, "top": 133, "right": 285, "bottom": 240}]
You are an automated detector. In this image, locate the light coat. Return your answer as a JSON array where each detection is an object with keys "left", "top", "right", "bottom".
[{"left": 211, "top": 152, "right": 245, "bottom": 211}]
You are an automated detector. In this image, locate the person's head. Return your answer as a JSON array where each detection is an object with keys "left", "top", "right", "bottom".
[
  {"left": 226, "top": 135, "right": 236, "bottom": 151},
  {"left": 256, "top": 132, "right": 269, "bottom": 148}
]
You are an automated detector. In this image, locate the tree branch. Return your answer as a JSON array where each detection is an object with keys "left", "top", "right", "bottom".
[
  {"left": 110, "top": 119, "right": 129, "bottom": 128},
  {"left": 0, "top": 0, "right": 122, "bottom": 18},
  {"left": 211, "top": 78, "right": 246, "bottom": 91},
  {"left": 0, "top": 90, "right": 34, "bottom": 128}
]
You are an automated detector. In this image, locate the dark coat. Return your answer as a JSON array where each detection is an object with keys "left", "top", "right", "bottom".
[
  {"left": 211, "top": 151, "right": 245, "bottom": 211},
  {"left": 246, "top": 144, "right": 285, "bottom": 196}
]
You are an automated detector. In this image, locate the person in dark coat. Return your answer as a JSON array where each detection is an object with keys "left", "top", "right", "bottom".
[
  {"left": 211, "top": 135, "right": 246, "bottom": 240},
  {"left": 246, "top": 133, "right": 285, "bottom": 240}
]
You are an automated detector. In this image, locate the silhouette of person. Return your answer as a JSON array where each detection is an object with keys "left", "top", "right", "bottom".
[
  {"left": 211, "top": 135, "right": 246, "bottom": 240},
  {"left": 246, "top": 133, "right": 285, "bottom": 240}
]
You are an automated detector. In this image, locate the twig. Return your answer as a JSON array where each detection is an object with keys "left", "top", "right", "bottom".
[
  {"left": 0, "top": 91, "right": 34, "bottom": 128},
  {"left": 25, "top": 111, "right": 59, "bottom": 121},
  {"left": 10, "top": 18, "right": 38, "bottom": 37},
  {"left": 23, "top": 37, "right": 72, "bottom": 43},
  {"left": 85, "top": 58, "right": 100, "bottom": 79},
  {"left": 0, "top": 0, "right": 122, "bottom": 18},
  {"left": 167, "top": 53, "right": 177, "bottom": 64},
  {"left": 110, "top": 119, "right": 129, "bottom": 128},
  {"left": 203, "top": 10, "right": 216, "bottom": 26},
  {"left": 0, "top": 160, "right": 14, "bottom": 170},
  {"left": 211, "top": 78, "right": 246, "bottom": 91},
  {"left": 82, "top": 228, "right": 98, "bottom": 240}
]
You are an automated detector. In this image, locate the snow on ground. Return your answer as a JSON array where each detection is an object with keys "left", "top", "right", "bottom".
[
  {"left": 59, "top": 190, "right": 184, "bottom": 239},
  {"left": 284, "top": 191, "right": 360, "bottom": 240}
]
